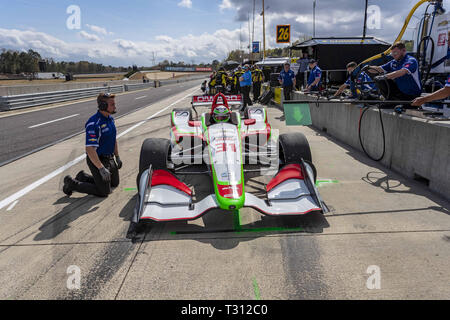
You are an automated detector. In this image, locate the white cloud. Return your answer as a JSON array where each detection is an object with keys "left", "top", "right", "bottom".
[
  {"left": 79, "top": 31, "right": 101, "bottom": 42},
  {"left": 178, "top": 0, "right": 192, "bottom": 9},
  {"left": 0, "top": 27, "right": 243, "bottom": 65},
  {"left": 86, "top": 24, "right": 113, "bottom": 36},
  {"left": 219, "top": 0, "right": 234, "bottom": 11}
]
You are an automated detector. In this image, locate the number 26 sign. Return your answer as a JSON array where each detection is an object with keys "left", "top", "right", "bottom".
[{"left": 276, "top": 25, "right": 291, "bottom": 43}]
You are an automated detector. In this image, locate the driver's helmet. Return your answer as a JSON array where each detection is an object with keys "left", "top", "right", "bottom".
[{"left": 212, "top": 104, "right": 231, "bottom": 123}]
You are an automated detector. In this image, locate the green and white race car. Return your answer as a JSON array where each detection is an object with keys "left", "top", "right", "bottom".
[{"left": 131, "top": 93, "right": 328, "bottom": 224}]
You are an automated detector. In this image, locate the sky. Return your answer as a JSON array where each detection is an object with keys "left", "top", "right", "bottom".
[{"left": 0, "top": 0, "right": 447, "bottom": 67}]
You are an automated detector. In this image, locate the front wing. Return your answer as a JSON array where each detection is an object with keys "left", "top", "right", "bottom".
[{"left": 133, "top": 161, "right": 328, "bottom": 223}]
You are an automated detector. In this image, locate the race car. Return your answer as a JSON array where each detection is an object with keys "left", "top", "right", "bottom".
[{"left": 131, "top": 92, "right": 328, "bottom": 224}]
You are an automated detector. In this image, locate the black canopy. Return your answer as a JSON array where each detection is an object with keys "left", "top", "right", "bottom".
[{"left": 291, "top": 37, "right": 391, "bottom": 70}]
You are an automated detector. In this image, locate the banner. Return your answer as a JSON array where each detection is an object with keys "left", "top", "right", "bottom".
[
  {"left": 252, "top": 41, "right": 260, "bottom": 53},
  {"left": 283, "top": 102, "right": 312, "bottom": 126},
  {"left": 195, "top": 67, "right": 213, "bottom": 72},
  {"left": 165, "top": 66, "right": 196, "bottom": 72}
]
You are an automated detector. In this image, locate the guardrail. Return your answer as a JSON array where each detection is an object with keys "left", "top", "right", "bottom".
[
  {"left": 0, "top": 76, "right": 207, "bottom": 111},
  {"left": 0, "top": 85, "right": 123, "bottom": 111}
]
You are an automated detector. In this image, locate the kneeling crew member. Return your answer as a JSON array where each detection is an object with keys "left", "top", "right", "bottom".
[
  {"left": 365, "top": 42, "right": 422, "bottom": 104},
  {"left": 63, "top": 93, "right": 122, "bottom": 197}
]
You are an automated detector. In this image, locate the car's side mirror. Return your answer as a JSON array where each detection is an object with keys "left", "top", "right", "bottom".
[
  {"left": 188, "top": 120, "right": 202, "bottom": 127},
  {"left": 244, "top": 119, "right": 256, "bottom": 126}
]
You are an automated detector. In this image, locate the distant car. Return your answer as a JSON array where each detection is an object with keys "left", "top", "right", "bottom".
[{"left": 131, "top": 93, "right": 328, "bottom": 225}]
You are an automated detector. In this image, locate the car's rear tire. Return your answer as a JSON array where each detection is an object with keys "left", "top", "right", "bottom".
[
  {"left": 278, "top": 132, "right": 312, "bottom": 164},
  {"left": 137, "top": 138, "right": 171, "bottom": 189}
]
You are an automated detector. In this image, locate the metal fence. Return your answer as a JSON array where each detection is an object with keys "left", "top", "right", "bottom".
[
  {"left": 0, "top": 85, "right": 123, "bottom": 111},
  {"left": 0, "top": 76, "right": 207, "bottom": 111}
]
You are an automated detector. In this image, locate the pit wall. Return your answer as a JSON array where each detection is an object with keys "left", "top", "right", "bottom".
[{"left": 264, "top": 85, "right": 450, "bottom": 201}]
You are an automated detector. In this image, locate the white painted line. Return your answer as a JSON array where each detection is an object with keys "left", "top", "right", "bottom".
[
  {"left": 135, "top": 96, "right": 147, "bottom": 100},
  {"left": 6, "top": 200, "right": 18, "bottom": 211},
  {"left": 29, "top": 114, "right": 79, "bottom": 129},
  {"left": 0, "top": 88, "right": 199, "bottom": 211}
]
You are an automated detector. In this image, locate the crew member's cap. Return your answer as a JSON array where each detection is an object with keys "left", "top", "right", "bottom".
[
  {"left": 309, "top": 59, "right": 317, "bottom": 64},
  {"left": 284, "top": 62, "right": 290, "bottom": 66},
  {"left": 243, "top": 64, "right": 250, "bottom": 69}
]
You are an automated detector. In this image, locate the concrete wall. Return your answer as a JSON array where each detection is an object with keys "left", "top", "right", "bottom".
[{"left": 267, "top": 86, "right": 450, "bottom": 200}]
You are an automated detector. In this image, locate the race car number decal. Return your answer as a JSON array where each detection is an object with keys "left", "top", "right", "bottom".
[{"left": 215, "top": 143, "right": 236, "bottom": 153}]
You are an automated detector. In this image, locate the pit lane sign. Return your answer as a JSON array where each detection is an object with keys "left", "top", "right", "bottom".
[{"left": 276, "top": 25, "right": 291, "bottom": 43}]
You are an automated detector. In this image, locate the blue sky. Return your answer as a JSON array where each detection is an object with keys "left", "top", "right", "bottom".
[
  {"left": 0, "top": 0, "right": 446, "bottom": 66},
  {"left": 0, "top": 0, "right": 238, "bottom": 42}
]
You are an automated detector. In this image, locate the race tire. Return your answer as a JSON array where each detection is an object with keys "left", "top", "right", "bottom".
[
  {"left": 137, "top": 138, "right": 171, "bottom": 189},
  {"left": 279, "top": 132, "right": 312, "bottom": 164}
]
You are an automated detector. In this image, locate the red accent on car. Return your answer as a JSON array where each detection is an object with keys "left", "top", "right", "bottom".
[
  {"left": 266, "top": 164, "right": 304, "bottom": 192},
  {"left": 244, "top": 118, "right": 256, "bottom": 125},
  {"left": 171, "top": 125, "right": 202, "bottom": 144},
  {"left": 188, "top": 120, "right": 202, "bottom": 127},
  {"left": 217, "top": 184, "right": 243, "bottom": 198},
  {"left": 151, "top": 170, "right": 192, "bottom": 196},
  {"left": 241, "top": 123, "right": 271, "bottom": 143}
]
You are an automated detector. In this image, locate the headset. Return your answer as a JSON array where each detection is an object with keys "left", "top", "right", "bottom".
[{"left": 98, "top": 93, "right": 113, "bottom": 111}]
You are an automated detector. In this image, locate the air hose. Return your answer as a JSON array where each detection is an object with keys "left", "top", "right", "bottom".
[
  {"left": 417, "top": 36, "right": 435, "bottom": 85},
  {"left": 358, "top": 104, "right": 386, "bottom": 162}
]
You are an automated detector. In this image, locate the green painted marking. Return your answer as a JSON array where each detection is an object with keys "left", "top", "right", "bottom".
[
  {"left": 233, "top": 209, "right": 242, "bottom": 231},
  {"left": 252, "top": 277, "right": 261, "bottom": 300},
  {"left": 315, "top": 179, "right": 339, "bottom": 187},
  {"left": 170, "top": 231, "right": 177, "bottom": 235},
  {"left": 123, "top": 187, "right": 138, "bottom": 191}
]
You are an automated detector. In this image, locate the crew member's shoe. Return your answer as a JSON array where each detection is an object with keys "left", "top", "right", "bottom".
[{"left": 63, "top": 175, "right": 76, "bottom": 196}]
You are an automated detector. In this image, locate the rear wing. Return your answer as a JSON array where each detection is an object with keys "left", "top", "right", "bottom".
[{"left": 192, "top": 95, "right": 243, "bottom": 107}]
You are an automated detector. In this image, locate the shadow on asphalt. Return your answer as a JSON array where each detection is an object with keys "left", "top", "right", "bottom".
[
  {"left": 34, "top": 196, "right": 105, "bottom": 241},
  {"left": 127, "top": 210, "right": 330, "bottom": 250}
]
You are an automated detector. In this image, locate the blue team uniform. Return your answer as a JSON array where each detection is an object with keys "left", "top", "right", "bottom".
[
  {"left": 381, "top": 54, "right": 422, "bottom": 96},
  {"left": 240, "top": 70, "right": 252, "bottom": 87},
  {"left": 345, "top": 72, "right": 377, "bottom": 98},
  {"left": 307, "top": 66, "right": 322, "bottom": 90},
  {"left": 85, "top": 111, "right": 117, "bottom": 156},
  {"left": 278, "top": 69, "right": 295, "bottom": 86}
]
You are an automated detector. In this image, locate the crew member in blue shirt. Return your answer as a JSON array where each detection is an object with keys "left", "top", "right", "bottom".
[
  {"left": 239, "top": 64, "right": 253, "bottom": 109},
  {"left": 63, "top": 93, "right": 122, "bottom": 197},
  {"left": 305, "top": 59, "right": 322, "bottom": 92},
  {"left": 278, "top": 62, "right": 296, "bottom": 100},
  {"left": 365, "top": 42, "right": 422, "bottom": 105},
  {"left": 332, "top": 61, "right": 377, "bottom": 99}
]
